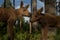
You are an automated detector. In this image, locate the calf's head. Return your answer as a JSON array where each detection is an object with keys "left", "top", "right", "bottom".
[
  {"left": 16, "top": 1, "right": 30, "bottom": 18},
  {"left": 30, "top": 7, "right": 43, "bottom": 23}
]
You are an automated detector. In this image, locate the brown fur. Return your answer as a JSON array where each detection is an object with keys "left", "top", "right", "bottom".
[
  {"left": 0, "top": 7, "right": 16, "bottom": 40},
  {"left": 0, "top": 1, "right": 30, "bottom": 40},
  {"left": 15, "top": 1, "right": 30, "bottom": 29},
  {"left": 31, "top": 7, "right": 60, "bottom": 28},
  {"left": 30, "top": 7, "right": 60, "bottom": 40}
]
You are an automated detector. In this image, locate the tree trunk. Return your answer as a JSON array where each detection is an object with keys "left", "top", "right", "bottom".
[
  {"left": 31, "top": 0, "right": 37, "bottom": 33},
  {"left": 3, "top": 0, "right": 12, "bottom": 8},
  {"left": 45, "top": 0, "right": 56, "bottom": 15},
  {"left": 32, "top": 22, "right": 38, "bottom": 32}
]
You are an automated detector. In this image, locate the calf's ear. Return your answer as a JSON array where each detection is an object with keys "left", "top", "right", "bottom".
[
  {"left": 25, "top": 4, "right": 29, "bottom": 9},
  {"left": 37, "top": 7, "right": 43, "bottom": 13},
  {"left": 20, "top": 1, "right": 23, "bottom": 8}
]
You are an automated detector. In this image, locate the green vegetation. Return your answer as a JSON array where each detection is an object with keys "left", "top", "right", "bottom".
[
  {"left": 0, "top": 19, "right": 60, "bottom": 40},
  {"left": 0, "top": 19, "right": 41, "bottom": 40},
  {"left": 55, "top": 28, "right": 60, "bottom": 40}
]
